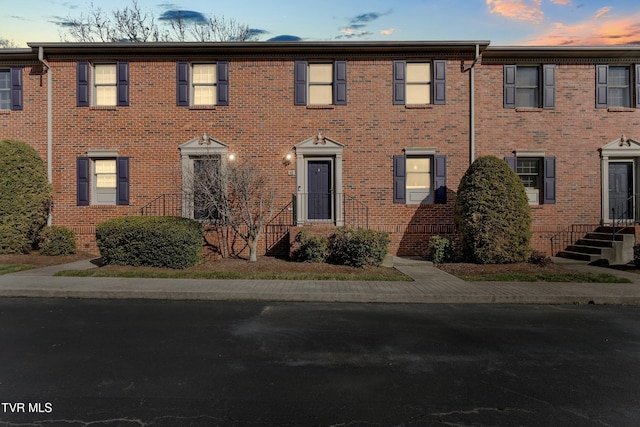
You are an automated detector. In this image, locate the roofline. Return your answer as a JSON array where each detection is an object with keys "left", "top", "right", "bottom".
[
  {"left": 0, "top": 48, "right": 38, "bottom": 61},
  {"left": 484, "top": 45, "right": 640, "bottom": 60}
]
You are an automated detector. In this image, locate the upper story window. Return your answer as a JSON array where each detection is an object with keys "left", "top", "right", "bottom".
[
  {"left": 393, "top": 60, "right": 446, "bottom": 106},
  {"left": 294, "top": 60, "right": 347, "bottom": 106},
  {"left": 77, "top": 62, "right": 129, "bottom": 107},
  {"left": 176, "top": 62, "right": 229, "bottom": 107},
  {"left": 0, "top": 67, "right": 23, "bottom": 111},
  {"left": 596, "top": 64, "right": 640, "bottom": 108},
  {"left": 504, "top": 64, "right": 556, "bottom": 109}
]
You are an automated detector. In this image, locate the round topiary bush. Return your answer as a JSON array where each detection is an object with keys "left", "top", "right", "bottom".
[
  {"left": 96, "top": 216, "right": 204, "bottom": 269},
  {"left": 454, "top": 155, "right": 532, "bottom": 264},
  {"left": 0, "top": 139, "right": 51, "bottom": 254}
]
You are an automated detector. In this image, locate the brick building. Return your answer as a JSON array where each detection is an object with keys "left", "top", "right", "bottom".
[{"left": 1, "top": 41, "right": 639, "bottom": 260}]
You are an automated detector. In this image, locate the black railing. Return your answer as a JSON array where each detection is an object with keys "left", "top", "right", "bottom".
[
  {"left": 344, "top": 195, "right": 369, "bottom": 229},
  {"left": 140, "top": 194, "right": 182, "bottom": 217},
  {"left": 611, "top": 193, "right": 638, "bottom": 238},
  {"left": 264, "top": 197, "right": 295, "bottom": 256},
  {"left": 550, "top": 224, "right": 600, "bottom": 256}
]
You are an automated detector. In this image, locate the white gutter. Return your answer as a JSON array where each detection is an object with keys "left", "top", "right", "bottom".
[
  {"left": 38, "top": 46, "right": 53, "bottom": 226},
  {"left": 468, "top": 44, "right": 481, "bottom": 165}
]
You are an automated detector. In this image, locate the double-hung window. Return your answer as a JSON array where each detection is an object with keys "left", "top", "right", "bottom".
[
  {"left": 596, "top": 64, "right": 640, "bottom": 108},
  {"left": 0, "top": 67, "right": 22, "bottom": 111},
  {"left": 393, "top": 60, "right": 446, "bottom": 105},
  {"left": 393, "top": 151, "right": 447, "bottom": 205},
  {"left": 504, "top": 64, "right": 556, "bottom": 109},
  {"left": 77, "top": 62, "right": 129, "bottom": 107},
  {"left": 176, "top": 62, "right": 229, "bottom": 107},
  {"left": 294, "top": 60, "right": 347, "bottom": 106},
  {"left": 505, "top": 155, "right": 556, "bottom": 205},
  {"left": 77, "top": 155, "right": 129, "bottom": 206}
]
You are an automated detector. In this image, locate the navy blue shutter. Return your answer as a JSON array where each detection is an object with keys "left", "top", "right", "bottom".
[
  {"left": 434, "top": 155, "right": 447, "bottom": 204},
  {"left": 10, "top": 67, "right": 22, "bottom": 110},
  {"left": 504, "top": 65, "right": 517, "bottom": 108},
  {"left": 116, "top": 61, "right": 129, "bottom": 107},
  {"left": 543, "top": 157, "right": 556, "bottom": 204},
  {"left": 433, "top": 60, "right": 446, "bottom": 105},
  {"left": 393, "top": 155, "right": 406, "bottom": 203},
  {"left": 393, "top": 60, "right": 406, "bottom": 105},
  {"left": 176, "top": 62, "right": 189, "bottom": 106},
  {"left": 334, "top": 60, "right": 347, "bottom": 105},
  {"left": 77, "top": 62, "right": 89, "bottom": 107},
  {"left": 596, "top": 64, "right": 608, "bottom": 108},
  {"left": 542, "top": 64, "right": 556, "bottom": 109},
  {"left": 504, "top": 156, "right": 517, "bottom": 172},
  {"left": 77, "top": 157, "right": 90, "bottom": 206},
  {"left": 294, "top": 61, "right": 307, "bottom": 105},
  {"left": 116, "top": 157, "right": 130, "bottom": 206},
  {"left": 635, "top": 64, "right": 640, "bottom": 109},
  {"left": 217, "top": 61, "right": 229, "bottom": 106}
]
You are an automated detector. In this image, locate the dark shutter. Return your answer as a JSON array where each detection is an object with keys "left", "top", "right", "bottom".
[
  {"left": 176, "top": 61, "right": 189, "bottom": 106},
  {"left": 542, "top": 64, "right": 556, "bottom": 109},
  {"left": 433, "top": 60, "right": 446, "bottom": 105},
  {"left": 636, "top": 64, "right": 640, "bottom": 109},
  {"left": 10, "top": 67, "right": 22, "bottom": 111},
  {"left": 217, "top": 61, "right": 229, "bottom": 106},
  {"left": 294, "top": 61, "right": 307, "bottom": 106},
  {"left": 504, "top": 156, "right": 517, "bottom": 172},
  {"left": 393, "top": 60, "right": 406, "bottom": 105},
  {"left": 434, "top": 155, "right": 447, "bottom": 204},
  {"left": 116, "top": 61, "right": 129, "bottom": 107},
  {"left": 77, "top": 62, "right": 89, "bottom": 107},
  {"left": 596, "top": 64, "right": 608, "bottom": 108},
  {"left": 543, "top": 157, "right": 556, "bottom": 204},
  {"left": 504, "top": 65, "right": 516, "bottom": 108},
  {"left": 393, "top": 155, "right": 406, "bottom": 203},
  {"left": 334, "top": 60, "right": 347, "bottom": 105},
  {"left": 116, "top": 157, "right": 130, "bottom": 206},
  {"left": 77, "top": 157, "right": 90, "bottom": 206}
]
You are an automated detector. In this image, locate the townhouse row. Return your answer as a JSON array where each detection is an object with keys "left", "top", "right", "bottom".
[{"left": 1, "top": 41, "right": 639, "bottom": 257}]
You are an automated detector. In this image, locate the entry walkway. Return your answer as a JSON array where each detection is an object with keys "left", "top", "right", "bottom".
[{"left": 0, "top": 257, "right": 639, "bottom": 304}]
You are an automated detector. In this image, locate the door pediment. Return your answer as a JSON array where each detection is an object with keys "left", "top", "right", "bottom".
[
  {"left": 600, "top": 136, "right": 640, "bottom": 158},
  {"left": 295, "top": 133, "right": 344, "bottom": 156}
]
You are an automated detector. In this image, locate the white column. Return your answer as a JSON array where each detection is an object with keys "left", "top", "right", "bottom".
[{"left": 601, "top": 155, "right": 609, "bottom": 224}]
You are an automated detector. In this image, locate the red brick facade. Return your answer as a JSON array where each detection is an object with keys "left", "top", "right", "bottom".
[{"left": 1, "top": 42, "right": 639, "bottom": 257}]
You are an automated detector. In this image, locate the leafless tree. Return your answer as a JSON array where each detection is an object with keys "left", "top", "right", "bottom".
[
  {"left": 0, "top": 36, "right": 19, "bottom": 48},
  {"left": 60, "top": 0, "right": 255, "bottom": 43},
  {"left": 185, "top": 157, "right": 277, "bottom": 262}
]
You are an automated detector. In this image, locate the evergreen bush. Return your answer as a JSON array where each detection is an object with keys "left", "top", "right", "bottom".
[
  {"left": 38, "top": 226, "right": 77, "bottom": 256},
  {"left": 427, "top": 236, "right": 453, "bottom": 264},
  {"left": 295, "top": 230, "right": 329, "bottom": 263},
  {"left": 327, "top": 227, "right": 390, "bottom": 268},
  {"left": 454, "top": 155, "right": 532, "bottom": 264},
  {"left": 96, "top": 216, "right": 203, "bottom": 269},
  {"left": 0, "top": 139, "right": 51, "bottom": 254}
]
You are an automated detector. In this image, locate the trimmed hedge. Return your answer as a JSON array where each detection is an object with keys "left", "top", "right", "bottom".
[
  {"left": 328, "top": 227, "right": 390, "bottom": 268},
  {"left": 295, "top": 230, "right": 329, "bottom": 263},
  {"left": 454, "top": 155, "right": 532, "bottom": 264},
  {"left": 427, "top": 236, "right": 453, "bottom": 264},
  {"left": 96, "top": 216, "right": 204, "bottom": 269},
  {"left": 0, "top": 139, "right": 51, "bottom": 254},
  {"left": 38, "top": 226, "right": 77, "bottom": 256}
]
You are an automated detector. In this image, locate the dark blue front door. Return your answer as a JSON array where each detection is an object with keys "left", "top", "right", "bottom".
[
  {"left": 609, "top": 162, "right": 633, "bottom": 220},
  {"left": 308, "top": 161, "right": 332, "bottom": 220}
]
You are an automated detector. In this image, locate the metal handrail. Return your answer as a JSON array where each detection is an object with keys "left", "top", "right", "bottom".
[
  {"left": 550, "top": 224, "right": 600, "bottom": 256},
  {"left": 612, "top": 193, "right": 637, "bottom": 238}
]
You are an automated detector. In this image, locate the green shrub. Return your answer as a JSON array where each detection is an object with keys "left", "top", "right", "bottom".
[
  {"left": 327, "top": 227, "right": 390, "bottom": 268},
  {"left": 454, "top": 155, "right": 532, "bottom": 264},
  {"left": 427, "top": 236, "right": 453, "bottom": 264},
  {"left": 295, "top": 230, "right": 329, "bottom": 263},
  {"left": 0, "top": 139, "right": 51, "bottom": 254},
  {"left": 38, "top": 226, "right": 77, "bottom": 256},
  {"left": 528, "top": 250, "right": 551, "bottom": 266},
  {"left": 96, "top": 216, "right": 203, "bottom": 269}
]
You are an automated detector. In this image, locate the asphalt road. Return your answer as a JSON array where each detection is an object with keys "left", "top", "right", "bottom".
[{"left": 0, "top": 299, "right": 639, "bottom": 426}]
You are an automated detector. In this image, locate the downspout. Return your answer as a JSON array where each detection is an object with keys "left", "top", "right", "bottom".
[
  {"left": 469, "top": 44, "right": 481, "bottom": 165},
  {"left": 38, "top": 46, "right": 52, "bottom": 226}
]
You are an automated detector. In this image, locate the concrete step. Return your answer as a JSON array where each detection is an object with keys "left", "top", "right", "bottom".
[
  {"left": 566, "top": 245, "right": 605, "bottom": 255},
  {"left": 575, "top": 238, "right": 614, "bottom": 248},
  {"left": 556, "top": 251, "right": 600, "bottom": 263}
]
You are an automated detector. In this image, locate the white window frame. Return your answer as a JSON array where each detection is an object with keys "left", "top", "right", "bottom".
[
  {"left": 405, "top": 62, "right": 431, "bottom": 105},
  {"left": 515, "top": 66, "right": 540, "bottom": 108},
  {"left": 308, "top": 63, "right": 333, "bottom": 105},
  {"left": 93, "top": 64, "right": 117, "bottom": 106},
  {"left": 191, "top": 63, "right": 217, "bottom": 106},
  {"left": 0, "top": 69, "right": 10, "bottom": 110},
  {"left": 607, "top": 66, "right": 631, "bottom": 108}
]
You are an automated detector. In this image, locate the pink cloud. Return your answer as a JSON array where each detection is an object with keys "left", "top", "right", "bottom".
[
  {"left": 549, "top": 0, "right": 571, "bottom": 5},
  {"left": 487, "top": 0, "right": 544, "bottom": 24},
  {"left": 521, "top": 9, "right": 640, "bottom": 45}
]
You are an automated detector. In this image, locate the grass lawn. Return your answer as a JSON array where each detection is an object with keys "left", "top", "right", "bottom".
[{"left": 0, "top": 264, "right": 35, "bottom": 275}]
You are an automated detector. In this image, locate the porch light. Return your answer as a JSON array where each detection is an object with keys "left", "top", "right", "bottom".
[
  {"left": 283, "top": 151, "right": 293, "bottom": 165},
  {"left": 228, "top": 153, "right": 235, "bottom": 161}
]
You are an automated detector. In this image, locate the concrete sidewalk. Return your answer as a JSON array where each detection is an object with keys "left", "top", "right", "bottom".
[{"left": 1, "top": 257, "right": 640, "bottom": 304}]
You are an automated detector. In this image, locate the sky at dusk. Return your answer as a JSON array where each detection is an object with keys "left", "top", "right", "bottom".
[{"left": 2, "top": 0, "right": 640, "bottom": 47}]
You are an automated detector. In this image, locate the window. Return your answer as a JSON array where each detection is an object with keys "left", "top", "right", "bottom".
[
  {"left": 77, "top": 62, "right": 129, "bottom": 107},
  {"left": 77, "top": 156, "right": 129, "bottom": 206},
  {"left": 393, "top": 60, "right": 446, "bottom": 105},
  {"left": 0, "top": 67, "right": 22, "bottom": 111},
  {"left": 176, "top": 62, "right": 229, "bottom": 107},
  {"left": 505, "top": 156, "right": 556, "bottom": 205},
  {"left": 504, "top": 64, "right": 555, "bottom": 109},
  {"left": 596, "top": 65, "right": 640, "bottom": 108},
  {"left": 393, "top": 154, "right": 447, "bottom": 204},
  {"left": 294, "top": 60, "right": 347, "bottom": 106}
]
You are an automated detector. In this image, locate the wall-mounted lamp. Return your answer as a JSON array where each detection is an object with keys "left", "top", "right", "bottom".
[
  {"left": 283, "top": 151, "right": 294, "bottom": 166},
  {"left": 227, "top": 153, "right": 236, "bottom": 162}
]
